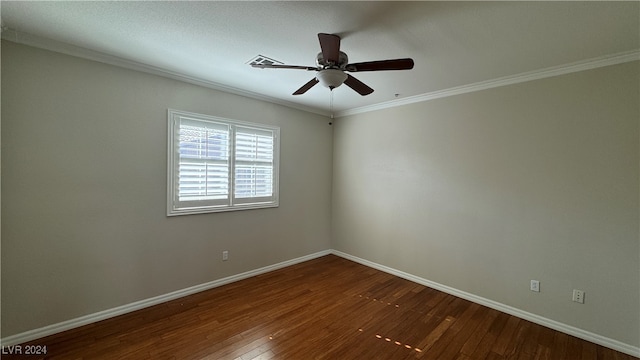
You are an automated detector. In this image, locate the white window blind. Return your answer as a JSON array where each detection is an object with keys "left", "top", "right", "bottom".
[
  {"left": 234, "top": 126, "right": 274, "bottom": 201},
  {"left": 168, "top": 110, "right": 279, "bottom": 216}
]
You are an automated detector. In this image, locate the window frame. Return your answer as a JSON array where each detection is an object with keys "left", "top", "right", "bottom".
[{"left": 167, "top": 109, "right": 280, "bottom": 216}]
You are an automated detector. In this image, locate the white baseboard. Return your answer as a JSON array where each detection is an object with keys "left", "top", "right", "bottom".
[
  {"left": 330, "top": 250, "right": 640, "bottom": 358},
  {"left": 0, "top": 250, "right": 331, "bottom": 347},
  {"left": 2, "top": 248, "right": 638, "bottom": 357}
]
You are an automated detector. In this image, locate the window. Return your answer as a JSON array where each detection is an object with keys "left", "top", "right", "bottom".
[{"left": 167, "top": 109, "right": 279, "bottom": 216}]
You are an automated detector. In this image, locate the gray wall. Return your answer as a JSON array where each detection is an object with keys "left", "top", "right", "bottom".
[
  {"left": 1, "top": 41, "right": 333, "bottom": 336},
  {"left": 332, "top": 61, "right": 639, "bottom": 346}
]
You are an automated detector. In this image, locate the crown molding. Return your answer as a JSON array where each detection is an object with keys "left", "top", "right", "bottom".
[
  {"left": 0, "top": 29, "right": 330, "bottom": 117},
  {"left": 334, "top": 49, "right": 640, "bottom": 118},
  {"left": 3, "top": 29, "right": 637, "bottom": 120}
]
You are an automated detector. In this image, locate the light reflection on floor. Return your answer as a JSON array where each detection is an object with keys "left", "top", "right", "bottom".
[
  {"left": 372, "top": 332, "right": 423, "bottom": 353},
  {"left": 356, "top": 294, "right": 424, "bottom": 354}
]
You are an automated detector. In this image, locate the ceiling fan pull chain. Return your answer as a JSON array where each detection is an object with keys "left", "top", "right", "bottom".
[{"left": 330, "top": 89, "right": 334, "bottom": 119}]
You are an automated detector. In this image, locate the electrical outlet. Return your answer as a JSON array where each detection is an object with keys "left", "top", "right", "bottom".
[
  {"left": 530, "top": 280, "right": 540, "bottom": 292},
  {"left": 572, "top": 289, "right": 585, "bottom": 304},
  {"left": 222, "top": 250, "right": 229, "bottom": 261}
]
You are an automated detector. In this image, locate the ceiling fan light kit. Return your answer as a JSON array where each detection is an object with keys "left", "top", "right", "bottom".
[
  {"left": 251, "top": 33, "right": 414, "bottom": 96},
  {"left": 316, "top": 69, "right": 348, "bottom": 89}
]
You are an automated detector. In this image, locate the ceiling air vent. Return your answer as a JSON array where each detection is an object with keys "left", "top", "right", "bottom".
[{"left": 247, "top": 55, "right": 283, "bottom": 66}]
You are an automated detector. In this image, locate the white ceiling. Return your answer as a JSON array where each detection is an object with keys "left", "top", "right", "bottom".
[{"left": 1, "top": 1, "right": 639, "bottom": 116}]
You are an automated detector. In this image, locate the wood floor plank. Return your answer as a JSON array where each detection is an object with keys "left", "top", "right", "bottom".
[
  {"left": 491, "top": 315, "right": 521, "bottom": 355},
  {"left": 434, "top": 303, "right": 489, "bottom": 360},
  {"left": 501, "top": 318, "right": 532, "bottom": 357},
  {"left": 4, "top": 255, "right": 637, "bottom": 360},
  {"left": 468, "top": 312, "right": 510, "bottom": 359},
  {"left": 460, "top": 307, "right": 501, "bottom": 356}
]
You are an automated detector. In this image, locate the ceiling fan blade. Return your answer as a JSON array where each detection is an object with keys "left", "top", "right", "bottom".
[
  {"left": 293, "top": 78, "right": 319, "bottom": 95},
  {"left": 318, "top": 33, "right": 341, "bottom": 64},
  {"left": 345, "top": 58, "right": 414, "bottom": 72},
  {"left": 344, "top": 74, "right": 374, "bottom": 96},
  {"left": 251, "top": 64, "right": 318, "bottom": 71}
]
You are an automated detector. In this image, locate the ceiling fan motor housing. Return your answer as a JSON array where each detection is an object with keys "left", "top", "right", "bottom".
[{"left": 316, "top": 51, "right": 349, "bottom": 69}]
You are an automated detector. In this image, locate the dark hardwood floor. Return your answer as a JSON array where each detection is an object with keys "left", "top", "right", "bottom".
[{"left": 3, "top": 255, "right": 637, "bottom": 359}]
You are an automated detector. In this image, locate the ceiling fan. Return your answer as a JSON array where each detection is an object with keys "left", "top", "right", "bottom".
[{"left": 251, "top": 33, "right": 414, "bottom": 96}]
